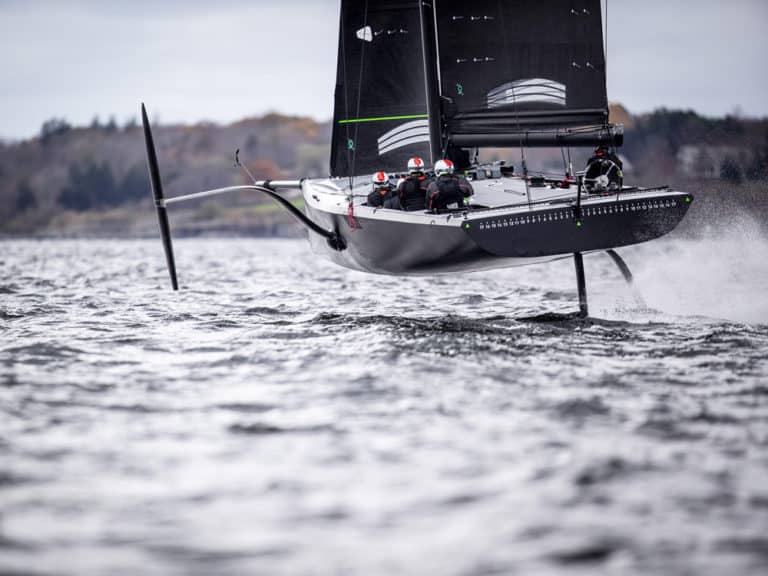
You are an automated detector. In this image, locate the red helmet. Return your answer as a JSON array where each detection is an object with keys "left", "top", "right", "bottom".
[
  {"left": 407, "top": 156, "right": 425, "bottom": 173},
  {"left": 434, "top": 159, "right": 455, "bottom": 176},
  {"left": 371, "top": 171, "right": 389, "bottom": 185}
]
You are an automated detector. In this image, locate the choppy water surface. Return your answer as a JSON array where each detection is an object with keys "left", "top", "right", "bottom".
[{"left": 2, "top": 233, "right": 768, "bottom": 576}]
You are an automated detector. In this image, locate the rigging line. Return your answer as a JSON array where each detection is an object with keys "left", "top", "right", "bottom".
[
  {"left": 340, "top": 3, "right": 353, "bottom": 193},
  {"left": 419, "top": 0, "right": 438, "bottom": 165},
  {"left": 504, "top": 9, "right": 531, "bottom": 211},
  {"left": 560, "top": 146, "right": 568, "bottom": 177},
  {"left": 349, "top": 0, "right": 370, "bottom": 194},
  {"left": 520, "top": 140, "right": 531, "bottom": 210},
  {"left": 431, "top": 0, "right": 442, "bottom": 99},
  {"left": 605, "top": 0, "right": 609, "bottom": 87},
  {"left": 431, "top": 0, "right": 449, "bottom": 157},
  {"left": 511, "top": 77, "right": 532, "bottom": 210}
]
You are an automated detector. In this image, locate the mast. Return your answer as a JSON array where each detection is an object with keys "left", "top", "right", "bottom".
[{"left": 419, "top": 0, "right": 443, "bottom": 164}]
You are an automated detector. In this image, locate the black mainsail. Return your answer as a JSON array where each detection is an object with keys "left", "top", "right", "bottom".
[
  {"left": 331, "top": 0, "right": 620, "bottom": 178},
  {"left": 330, "top": 0, "right": 438, "bottom": 177},
  {"left": 435, "top": 0, "right": 616, "bottom": 148},
  {"left": 436, "top": 1, "right": 607, "bottom": 124}
]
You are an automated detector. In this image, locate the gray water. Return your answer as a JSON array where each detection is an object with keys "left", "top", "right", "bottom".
[{"left": 2, "top": 229, "right": 768, "bottom": 576}]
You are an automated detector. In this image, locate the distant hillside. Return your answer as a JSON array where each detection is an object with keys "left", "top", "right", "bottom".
[
  {"left": 1, "top": 106, "right": 766, "bottom": 237},
  {"left": 613, "top": 105, "right": 768, "bottom": 234},
  {"left": 0, "top": 114, "right": 331, "bottom": 237}
]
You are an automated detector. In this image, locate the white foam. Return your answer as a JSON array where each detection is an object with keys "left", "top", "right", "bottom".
[{"left": 625, "top": 215, "right": 768, "bottom": 324}]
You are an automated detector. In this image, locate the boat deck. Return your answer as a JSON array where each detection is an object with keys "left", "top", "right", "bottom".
[
  {"left": 302, "top": 172, "right": 692, "bottom": 274},
  {"left": 306, "top": 173, "right": 680, "bottom": 222}
]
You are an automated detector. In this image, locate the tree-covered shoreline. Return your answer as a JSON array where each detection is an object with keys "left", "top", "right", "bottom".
[{"left": 1, "top": 105, "right": 766, "bottom": 238}]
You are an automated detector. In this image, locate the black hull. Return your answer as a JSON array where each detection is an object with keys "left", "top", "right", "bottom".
[
  {"left": 466, "top": 194, "right": 692, "bottom": 258},
  {"left": 306, "top": 205, "right": 494, "bottom": 274},
  {"left": 305, "top": 192, "right": 692, "bottom": 275}
]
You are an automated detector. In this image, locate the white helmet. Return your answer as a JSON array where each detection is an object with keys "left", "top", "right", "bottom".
[
  {"left": 407, "top": 156, "right": 425, "bottom": 173},
  {"left": 434, "top": 159, "right": 455, "bottom": 176},
  {"left": 371, "top": 171, "right": 389, "bottom": 186}
]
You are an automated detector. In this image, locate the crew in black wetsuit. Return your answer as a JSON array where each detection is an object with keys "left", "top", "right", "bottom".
[
  {"left": 584, "top": 145, "right": 624, "bottom": 193},
  {"left": 366, "top": 171, "right": 395, "bottom": 208},
  {"left": 426, "top": 159, "right": 474, "bottom": 212},
  {"left": 397, "top": 156, "right": 430, "bottom": 211}
]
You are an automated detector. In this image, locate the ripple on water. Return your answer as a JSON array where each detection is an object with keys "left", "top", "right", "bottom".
[
  {"left": 228, "top": 422, "right": 340, "bottom": 436},
  {"left": 572, "top": 456, "right": 652, "bottom": 487},
  {"left": 1, "top": 238, "right": 767, "bottom": 576}
]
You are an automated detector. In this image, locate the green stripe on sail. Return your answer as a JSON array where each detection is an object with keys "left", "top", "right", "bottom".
[{"left": 338, "top": 114, "right": 428, "bottom": 125}]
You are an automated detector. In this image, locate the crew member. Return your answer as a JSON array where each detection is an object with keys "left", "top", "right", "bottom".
[
  {"left": 426, "top": 159, "right": 474, "bottom": 212},
  {"left": 584, "top": 145, "right": 623, "bottom": 193},
  {"left": 366, "top": 171, "right": 394, "bottom": 207},
  {"left": 397, "top": 156, "right": 430, "bottom": 211}
]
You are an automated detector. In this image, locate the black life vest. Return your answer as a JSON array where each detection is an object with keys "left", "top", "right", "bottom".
[
  {"left": 398, "top": 175, "right": 429, "bottom": 211},
  {"left": 428, "top": 175, "right": 468, "bottom": 211},
  {"left": 367, "top": 186, "right": 393, "bottom": 207}
]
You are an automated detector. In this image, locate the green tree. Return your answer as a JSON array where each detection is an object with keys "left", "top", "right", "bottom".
[
  {"left": 745, "top": 153, "right": 767, "bottom": 181},
  {"left": 40, "top": 118, "right": 71, "bottom": 146},
  {"left": 720, "top": 157, "right": 743, "bottom": 185},
  {"left": 105, "top": 116, "right": 118, "bottom": 133},
  {"left": 59, "top": 160, "right": 118, "bottom": 211},
  {"left": 246, "top": 133, "right": 259, "bottom": 153},
  {"left": 15, "top": 179, "right": 37, "bottom": 212},
  {"left": 119, "top": 164, "right": 149, "bottom": 203},
  {"left": 59, "top": 164, "right": 92, "bottom": 211},
  {"left": 90, "top": 161, "right": 118, "bottom": 206}
]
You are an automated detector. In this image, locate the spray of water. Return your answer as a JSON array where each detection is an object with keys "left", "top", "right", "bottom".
[{"left": 623, "top": 213, "right": 768, "bottom": 324}]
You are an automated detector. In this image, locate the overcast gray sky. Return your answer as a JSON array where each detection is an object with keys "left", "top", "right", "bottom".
[{"left": 1, "top": 0, "right": 766, "bottom": 140}]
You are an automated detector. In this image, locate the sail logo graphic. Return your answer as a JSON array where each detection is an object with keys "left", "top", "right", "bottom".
[
  {"left": 356, "top": 26, "right": 373, "bottom": 42},
  {"left": 487, "top": 78, "right": 567, "bottom": 108},
  {"left": 377, "top": 120, "right": 430, "bottom": 156},
  {"left": 357, "top": 26, "right": 408, "bottom": 42}
]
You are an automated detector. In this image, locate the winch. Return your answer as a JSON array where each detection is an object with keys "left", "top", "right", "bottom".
[{"left": 584, "top": 146, "right": 623, "bottom": 193}]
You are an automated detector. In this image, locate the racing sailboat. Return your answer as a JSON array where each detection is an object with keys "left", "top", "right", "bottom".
[{"left": 142, "top": 0, "right": 693, "bottom": 316}]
